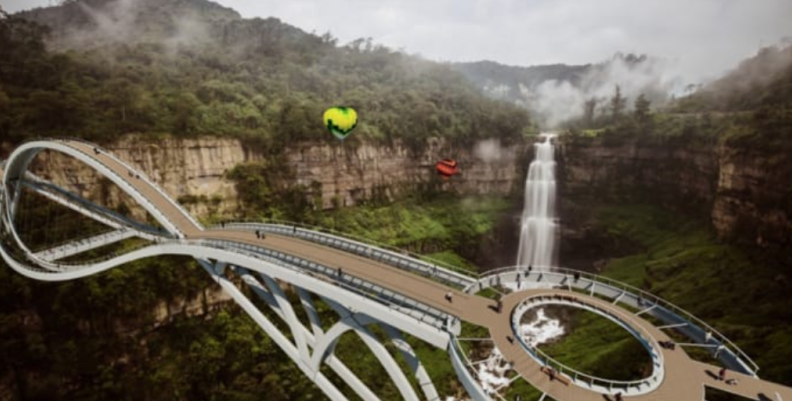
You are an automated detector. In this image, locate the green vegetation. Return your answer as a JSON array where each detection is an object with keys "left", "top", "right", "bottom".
[
  {"left": 539, "top": 308, "right": 652, "bottom": 381},
  {"left": 591, "top": 203, "right": 792, "bottom": 384},
  {"left": 226, "top": 159, "right": 513, "bottom": 267},
  {"left": 565, "top": 44, "right": 792, "bottom": 154},
  {"left": 0, "top": 9, "right": 530, "bottom": 150},
  {"left": 672, "top": 45, "right": 792, "bottom": 112},
  {"left": 312, "top": 196, "right": 511, "bottom": 255},
  {"left": 0, "top": 187, "right": 514, "bottom": 399}
]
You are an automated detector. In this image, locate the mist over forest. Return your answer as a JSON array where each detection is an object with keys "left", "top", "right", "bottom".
[{"left": 1, "top": 1, "right": 792, "bottom": 401}]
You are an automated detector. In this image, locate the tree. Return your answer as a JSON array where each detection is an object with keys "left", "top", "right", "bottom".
[
  {"left": 583, "top": 97, "right": 597, "bottom": 127},
  {"left": 634, "top": 93, "right": 651, "bottom": 128},
  {"left": 610, "top": 85, "right": 627, "bottom": 123}
]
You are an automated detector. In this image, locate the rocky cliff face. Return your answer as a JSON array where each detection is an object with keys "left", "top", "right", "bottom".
[
  {"left": 288, "top": 138, "right": 527, "bottom": 208},
  {"left": 559, "top": 135, "right": 792, "bottom": 251},
  {"left": 713, "top": 144, "right": 792, "bottom": 248},
  {"left": 27, "top": 136, "right": 528, "bottom": 220}
]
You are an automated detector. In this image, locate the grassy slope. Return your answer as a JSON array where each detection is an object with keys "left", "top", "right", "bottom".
[
  {"left": 540, "top": 309, "right": 651, "bottom": 381},
  {"left": 594, "top": 203, "right": 792, "bottom": 385},
  {"left": 307, "top": 195, "right": 511, "bottom": 275}
]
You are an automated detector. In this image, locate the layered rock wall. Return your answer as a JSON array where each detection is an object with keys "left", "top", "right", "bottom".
[
  {"left": 26, "top": 136, "right": 528, "bottom": 219},
  {"left": 559, "top": 136, "right": 791, "bottom": 250}
]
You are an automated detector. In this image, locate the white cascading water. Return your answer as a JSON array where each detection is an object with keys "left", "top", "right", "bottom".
[{"left": 516, "top": 133, "right": 558, "bottom": 269}]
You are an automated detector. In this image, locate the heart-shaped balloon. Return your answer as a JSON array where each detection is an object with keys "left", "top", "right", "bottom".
[{"left": 323, "top": 106, "right": 358, "bottom": 141}]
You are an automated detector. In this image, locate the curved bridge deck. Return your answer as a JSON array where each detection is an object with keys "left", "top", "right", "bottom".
[{"left": 2, "top": 139, "right": 791, "bottom": 401}]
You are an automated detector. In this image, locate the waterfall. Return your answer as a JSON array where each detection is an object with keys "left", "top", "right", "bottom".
[{"left": 516, "top": 133, "right": 558, "bottom": 269}]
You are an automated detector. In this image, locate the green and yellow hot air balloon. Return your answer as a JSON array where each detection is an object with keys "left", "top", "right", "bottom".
[{"left": 323, "top": 106, "right": 358, "bottom": 141}]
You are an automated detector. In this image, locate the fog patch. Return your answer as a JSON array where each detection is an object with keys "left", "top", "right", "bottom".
[
  {"left": 524, "top": 54, "right": 685, "bottom": 127},
  {"left": 56, "top": 0, "right": 213, "bottom": 52},
  {"left": 473, "top": 138, "right": 515, "bottom": 164}
]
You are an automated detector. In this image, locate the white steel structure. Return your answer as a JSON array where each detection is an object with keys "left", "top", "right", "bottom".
[{"left": 1, "top": 139, "right": 790, "bottom": 401}]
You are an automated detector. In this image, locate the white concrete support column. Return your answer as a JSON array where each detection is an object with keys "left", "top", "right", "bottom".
[
  {"left": 318, "top": 297, "right": 421, "bottom": 401},
  {"left": 297, "top": 287, "right": 325, "bottom": 338},
  {"left": 195, "top": 258, "right": 348, "bottom": 401},
  {"left": 235, "top": 267, "right": 380, "bottom": 401},
  {"left": 259, "top": 273, "right": 312, "bottom": 363},
  {"left": 382, "top": 324, "right": 441, "bottom": 401}
]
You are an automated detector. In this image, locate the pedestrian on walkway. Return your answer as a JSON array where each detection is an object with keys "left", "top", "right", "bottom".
[
  {"left": 496, "top": 299, "right": 503, "bottom": 313},
  {"left": 718, "top": 367, "right": 727, "bottom": 381},
  {"left": 445, "top": 292, "right": 453, "bottom": 302},
  {"left": 337, "top": 267, "right": 343, "bottom": 277},
  {"left": 614, "top": 392, "right": 623, "bottom": 401},
  {"left": 255, "top": 230, "right": 260, "bottom": 239}
]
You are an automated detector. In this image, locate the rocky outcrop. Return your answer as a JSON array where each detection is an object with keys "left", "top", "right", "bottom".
[
  {"left": 713, "top": 144, "right": 792, "bottom": 248},
  {"left": 28, "top": 136, "right": 529, "bottom": 219},
  {"left": 288, "top": 138, "right": 527, "bottom": 208},
  {"left": 560, "top": 138, "right": 719, "bottom": 211},
  {"left": 559, "top": 135, "right": 792, "bottom": 250}
]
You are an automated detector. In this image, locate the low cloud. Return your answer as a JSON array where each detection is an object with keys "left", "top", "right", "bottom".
[
  {"left": 523, "top": 55, "right": 685, "bottom": 127},
  {"left": 473, "top": 138, "right": 515, "bottom": 164}
]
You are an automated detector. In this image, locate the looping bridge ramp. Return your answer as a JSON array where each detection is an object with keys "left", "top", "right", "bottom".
[{"left": 1, "top": 139, "right": 790, "bottom": 401}]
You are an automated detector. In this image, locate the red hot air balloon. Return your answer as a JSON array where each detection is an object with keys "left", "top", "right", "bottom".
[{"left": 435, "top": 159, "right": 459, "bottom": 180}]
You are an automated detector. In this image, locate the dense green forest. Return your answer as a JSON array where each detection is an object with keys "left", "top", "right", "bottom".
[
  {"left": 0, "top": 0, "right": 531, "bottom": 153},
  {"left": 0, "top": 1, "right": 534, "bottom": 398},
  {"left": 561, "top": 43, "right": 792, "bottom": 149},
  {"left": 1, "top": 0, "right": 792, "bottom": 400}
]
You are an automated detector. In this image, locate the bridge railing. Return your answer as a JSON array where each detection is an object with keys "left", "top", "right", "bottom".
[
  {"left": 29, "top": 228, "right": 124, "bottom": 255},
  {"left": 22, "top": 237, "right": 156, "bottom": 271},
  {"left": 36, "top": 138, "right": 185, "bottom": 237},
  {"left": 511, "top": 293, "right": 663, "bottom": 394},
  {"left": 200, "top": 238, "right": 452, "bottom": 331},
  {"left": 52, "top": 138, "right": 204, "bottom": 233},
  {"left": 210, "top": 220, "right": 477, "bottom": 288},
  {"left": 21, "top": 178, "right": 168, "bottom": 239},
  {"left": 484, "top": 266, "right": 759, "bottom": 376}
]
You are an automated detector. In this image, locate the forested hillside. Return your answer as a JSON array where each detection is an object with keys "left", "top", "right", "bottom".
[
  {"left": 0, "top": 0, "right": 531, "bottom": 152},
  {"left": 673, "top": 44, "right": 792, "bottom": 112},
  {"left": 452, "top": 53, "right": 676, "bottom": 127}
]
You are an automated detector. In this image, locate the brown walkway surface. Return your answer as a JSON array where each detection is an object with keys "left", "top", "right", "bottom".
[{"left": 58, "top": 139, "right": 792, "bottom": 401}]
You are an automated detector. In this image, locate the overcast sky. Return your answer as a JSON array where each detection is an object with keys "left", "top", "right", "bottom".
[{"left": 3, "top": 0, "right": 791, "bottom": 82}]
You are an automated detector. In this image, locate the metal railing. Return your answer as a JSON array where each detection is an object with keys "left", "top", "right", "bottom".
[
  {"left": 481, "top": 266, "right": 759, "bottom": 375},
  {"left": 31, "top": 228, "right": 128, "bottom": 256},
  {"left": 210, "top": 220, "right": 477, "bottom": 288},
  {"left": 55, "top": 138, "right": 204, "bottom": 232},
  {"left": 21, "top": 178, "right": 167, "bottom": 238},
  {"left": 32, "top": 138, "right": 185, "bottom": 236},
  {"left": 198, "top": 238, "right": 452, "bottom": 331},
  {"left": 511, "top": 293, "right": 663, "bottom": 394}
]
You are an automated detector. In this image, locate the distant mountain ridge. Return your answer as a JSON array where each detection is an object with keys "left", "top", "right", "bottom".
[
  {"left": 450, "top": 60, "right": 590, "bottom": 103},
  {"left": 452, "top": 54, "right": 676, "bottom": 127}
]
